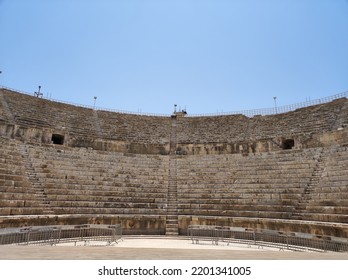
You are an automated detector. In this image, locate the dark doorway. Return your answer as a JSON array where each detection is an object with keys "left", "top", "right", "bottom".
[
  {"left": 52, "top": 134, "right": 64, "bottom": 145},
  {"left": 282, "top": 139, "right": 294, "bottom": 150}
]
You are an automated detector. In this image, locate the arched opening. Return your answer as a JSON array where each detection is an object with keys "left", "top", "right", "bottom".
[
  {"left": 282, "top": 139, "right": 294, "bottom": 150},
  {"left": 51, "top": 134, "right": 64, "bottom": 145}
]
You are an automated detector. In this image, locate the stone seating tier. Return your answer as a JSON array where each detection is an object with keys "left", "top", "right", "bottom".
[
  {"left": 2, "top": 90, "right": 97, "bottom": 134},
  {"left": 19, "top": 143, "right": 169, "bottom": 216},
  {"left": 2, "top": 137, "right": 348, "bottom": 225},
  {"left": 176, "top": 99, "right": 347, "bottom": 144},
  {"left": 2, "top": 89, "right": 347, "bottom": 148},
  {"left": 0, "top": 89, "right": 348, "bottom": 236}
]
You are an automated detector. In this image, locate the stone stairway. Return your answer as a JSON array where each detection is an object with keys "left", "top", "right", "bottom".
[
  {"left": 166, "top": 154, "right": 178, "bottom": 235},
  {"left": 93, "top": 110, "right": 103, "bottom": 138},
  {"left": 18, "top": 143, "right": 54, "bottom": 214},
  {"left": 332, "top": 98, "right": 348, "bottom": 130},
  {"left": 0, "top": 89, "right": 15, "bottom": 123},
  {"left": 292, "top": 148, "right": 326, "bottom": 220},
  {"left": 166, "top": 115, "right": 179, "bottom": 235}
]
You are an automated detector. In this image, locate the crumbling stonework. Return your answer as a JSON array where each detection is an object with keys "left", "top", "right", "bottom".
[
  {"left": 1, "top": 89, "right": 347, "bottom": 154},
  {"left": 0, "top": 88, "right": 347, "bottom": 237}
]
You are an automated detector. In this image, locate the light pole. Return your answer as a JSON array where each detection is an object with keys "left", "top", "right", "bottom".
[
  {"left": 93, "top": 96, "right": 97, "bottom": 109},
  {"left": 34, "top": 85, "right": 43, "bottom": 98}
]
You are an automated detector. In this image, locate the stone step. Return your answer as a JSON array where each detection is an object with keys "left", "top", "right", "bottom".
[
  {"left": 167, "top": 199, "right": 178, "bottom": 208},
  {"left": 166, "top": 222, "right": 178, "bottom": 227},
  {"left": 167, "top": 204, "right": 177, "bottom": 208},
  {"left": 291, "top": 215, "right": 303, "bottom": 220},
  {"left": 166, "top": 231, "right": 178, "bottom": 236},
  {"left": 166, "top": 227, "right": 178, "bottom": 231},
  {"left": 166, "top": 215, "right": 178, "bottom": 219},
  {"left": 167, "top": 203, "right": 177, "bottom": 207}
]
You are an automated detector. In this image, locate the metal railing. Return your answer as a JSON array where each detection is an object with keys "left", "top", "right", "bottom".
[
  {"left": 0, "top": 224, "right": 122, "bottom": 246},
  {"left": 0, "top": 85, "right": 170, "bottom": 117},
  {"left": 187, "top": 225, "right": 348, "bottom": 252},
  {"left": 188, "top": 91, "right": 348, "bottom": 117},
  {"left": 1, "top": 85, "right": 347, "bottom": 117}
]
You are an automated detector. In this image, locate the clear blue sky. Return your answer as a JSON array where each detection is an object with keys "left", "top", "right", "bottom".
[{"left": 1, "top": 0, "right": 347, "bottom": 115}]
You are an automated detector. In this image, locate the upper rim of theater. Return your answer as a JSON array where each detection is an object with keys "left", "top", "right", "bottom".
[{"left": 1, "top": 85, "right": 347, "bottom": 118}]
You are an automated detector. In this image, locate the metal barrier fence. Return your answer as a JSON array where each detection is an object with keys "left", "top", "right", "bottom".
[
  {"left": 189, "top": 91, "right": 348, "bottom": 117},
  {"left": 187, "top": 225, "right": 348, "bottom": 252},
  {"left": 0, "top": 224, "right": 122, "bottom": 246}
]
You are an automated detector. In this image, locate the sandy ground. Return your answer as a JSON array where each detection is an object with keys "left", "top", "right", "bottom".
[{"left": 1, "top": 236, "right": 348, "bottom": 260}]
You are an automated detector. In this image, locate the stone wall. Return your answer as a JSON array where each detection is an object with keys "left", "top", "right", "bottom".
[
  {"left": 25, "top": 143, "right": 168, "bottom": 216},
  {"left": 1, "top": 89, "right": 347, "bottom": 155},
  {"left": 1, "top": 88, "right": 348, "bottom": 237},
  {"left": 1, "top": 137, "right": 348, "bottom": 235},
  {"left": 179, "top": 216, "right": 348, "bottom": 238},
  {"left": 0, "top": 214, "right": 166, "bottom": 235},
  {"left": 0, "top": 89, "right": 171, "bottom": 154},
  {"left": 175, "top": 98, "right": 348, "bottom": 155}
]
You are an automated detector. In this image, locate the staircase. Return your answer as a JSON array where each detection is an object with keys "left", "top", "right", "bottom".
[
  {"left": 93, "top": 109, "right": 103, "bottom": 138},
  {"left": 166, "top": 155, "right": 179, "bottom": 235},
  {"left": 166, "top": 115, "right": 179, "bottom": 235},
  {"left": 18, "top": 143, "right": 54, "bottom": 214},
  {"left": 292, "top": 148, "right": 326, "bottom": 219},
  {"left": 331, "top": 99, "right": 348, "bottom": 130},
  {"left": 0, "top": 89, "right": 15, "bottom": 123}
]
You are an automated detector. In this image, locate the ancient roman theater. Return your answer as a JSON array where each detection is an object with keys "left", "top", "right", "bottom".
[{"left": 1, "top": 87, "right": 348, "bottom": 259}]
